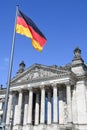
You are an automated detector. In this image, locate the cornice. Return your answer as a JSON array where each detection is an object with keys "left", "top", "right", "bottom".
[{"left": 10, "top": 71, "right": 77, "bottom": 88}]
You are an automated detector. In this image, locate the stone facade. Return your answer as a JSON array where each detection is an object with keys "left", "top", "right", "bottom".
[{"left": 0, "top": 47, "right": 87, "bottom": 130}]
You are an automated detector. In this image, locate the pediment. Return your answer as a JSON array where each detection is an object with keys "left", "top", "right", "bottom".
[{"left": 11, "top": 64, "right": 70, "bottom": 85}]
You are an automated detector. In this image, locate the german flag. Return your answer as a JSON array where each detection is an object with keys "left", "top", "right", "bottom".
[{"left": 16, "top": 9, "right": 47, "bottom": 51}]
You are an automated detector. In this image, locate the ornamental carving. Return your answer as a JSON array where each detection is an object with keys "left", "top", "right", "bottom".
[
  {"left": 17, "top": 68, "right": 58, "bottom": 83},
  {"left": 11, "top": 64, "right": 70, "bottom": 84}
]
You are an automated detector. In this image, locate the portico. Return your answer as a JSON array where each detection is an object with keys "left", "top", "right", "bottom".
[{"left": 6, "top": 79, "right": 74, "bottom": 130}]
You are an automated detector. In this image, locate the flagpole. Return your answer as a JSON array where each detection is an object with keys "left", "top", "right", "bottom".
[{"left": 2, "top": 5, "right": 18, "bottom": 130}]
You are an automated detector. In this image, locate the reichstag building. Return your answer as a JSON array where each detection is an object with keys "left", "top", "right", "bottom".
[{"left": 0, "top": 47, "right": 87, "bottom": 130}]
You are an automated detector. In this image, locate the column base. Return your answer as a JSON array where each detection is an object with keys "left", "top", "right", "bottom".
[
  {"left": 13, "top": 124, "right": 22, "bottom": 130},
  {"left": 73, "top": 124, "right": 87, "bottom": 130},
  {"left": 26, "top": 124, "right": 33, "bottom": 130},
  {"left": 5, "top": 124, "right": 10, "bottom": 130},
  {"left": 52, "top": 124, "right": 59, "bottom": 130},
  {"left": 52, "top": 122, "right": 58, "bottom": 124},
  {"left": 12, "top": 124, "right": 87, "bottom": 130}
]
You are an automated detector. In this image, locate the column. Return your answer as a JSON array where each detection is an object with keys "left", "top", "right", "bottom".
[
  {"left": 17, "top": 90, "right": 23, "bottom": 125},
  {"left": 13, "top": 92, "right": 18, "bottom": 126},
  {"left": 23, "top": 95, "right": 28, "bottom": 125},
  {"left": 35, "top": 92, "right": 39, "bottom": 125},
  {"left": 6, "top": 92, "right": 13, "bottom": 125},
  {"left": 53, "top": 83, "right": 58, "bottom": 123},
  {"left": 59, "top": 88, "right": 64, "bottom": 124},
  {"left": 47, "top": 90, "right": 52, "bottom": 124},
  {"left": 40, "top": 86, "right": 45, "bottom": 124},
  {"left": 66, "top": 83, "right": 72, "bottom": 123},
  {"left": 27, "top": 89, "right": 33, "bottom": 124}
]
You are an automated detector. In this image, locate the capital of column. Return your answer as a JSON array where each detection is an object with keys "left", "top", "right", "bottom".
[
  {"left": 17, "top": 89, "right": 23, "bottom": 93},
  {"left": 51, "top": 82, "right": 57, "bottom": 88},
  {"left": 65, "top": 81, "right": 75, "bottom": 87},
  {"left": 28, "top": 87, "right": 33, "bottom": 92},
  {"left": 40, "top": 85, "right": 45, "bottom": 90},
  {"left": 65, "top": 81, "right": 71, "bottom": 86}
]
